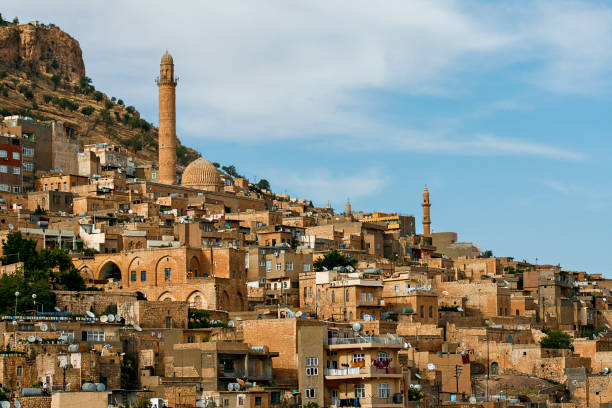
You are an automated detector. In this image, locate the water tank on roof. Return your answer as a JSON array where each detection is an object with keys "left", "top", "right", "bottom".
[
  {"left": 81, "top": 383, "right": 95, "bottom": 391},
  {"left": 94, "top": 383, "right": 106, "bottom": 392},
  {"left": 21, "top": 388, "right": 42, "bottom": 397}
]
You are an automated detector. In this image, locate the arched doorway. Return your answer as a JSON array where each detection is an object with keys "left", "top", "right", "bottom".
[
  {"left": 158, "top": 292, "right": 175, "bottom": 302},
  {"left": 98, "top": 261, "right": 122, "bottom": 281},
  {"left": 189, "top": 256, "right": 201, "bottom": 277},
  {"left": 187, "top": 291, "right": 207, "bottom": 309},
  {"left": 491, "top": 362, "right": 499, "bottom": 375}
]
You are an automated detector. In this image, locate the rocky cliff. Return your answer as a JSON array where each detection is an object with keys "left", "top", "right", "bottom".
[
  {"left": 0, "top": 22, "right": 85, "bottom": 83},
  {"left": 0, "top": 21, "right": 199, "bottom": 167}
]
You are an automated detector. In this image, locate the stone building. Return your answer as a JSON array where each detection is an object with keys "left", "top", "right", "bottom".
[{"left": 157, "top": 52, "right": 177, "bottom": 185}]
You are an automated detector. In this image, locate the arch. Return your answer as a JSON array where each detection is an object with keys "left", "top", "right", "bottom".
[
  {"left": 98, "top": 261, "right": 122, "bottom": 281},
  {"left": 186, "top": 291, "right": 207, "bottom": 309},
  {"left": 158, "top": 291, "right": 176, "bottom": 302},
  {"left": 491, "top": 362, "right": 499, "bottom": 375},
  {"left": 189, "top": 256, "right": 201, "bottom": 277},
  {"left": 507, "top": 334, "right": 514, "bottom": 344}
]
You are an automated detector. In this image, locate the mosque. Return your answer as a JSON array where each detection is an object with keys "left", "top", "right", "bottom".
[{"left": 157, "top": 52, "right": 224, "bottom": 193}]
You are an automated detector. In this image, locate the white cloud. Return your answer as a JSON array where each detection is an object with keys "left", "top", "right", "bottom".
[
  {"left": 266, "top": 167, "right": 389, "bottom": 207},
  {"left": 3, "top": 1, "right": 605, "bottom": 157}
]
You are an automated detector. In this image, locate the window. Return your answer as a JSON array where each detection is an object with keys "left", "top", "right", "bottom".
[
  {"left": 306, "top": 357, "right": 319, "bottom": 366},
  {"left": 354, "top": 384, "right": 366, "bottom": 398},
  {"left": 276, "top": 263, "right": 281, "bottom": 271},
  {"left": 12, "top": 167, "right": 19, "bottom": 175},
  {"left": 368, "top": 292, "right": 373, "bottom": 302},
  {"left": 360, "top": 311, "right": 364, "bottom": 319},
  {"left": 304, "top": 287, "right": 307, "bottom": 298},
  {"left": 259, "top": 260, "right": 266, "bottom": 267},
  {"left": 165, "top": 268, "right": 171, "bottom": 281},
  {"left": 377, "top": 352, "right": 389, "bottom": 361},
  {"left": 346, "top": 289, "right": 349, "bottom": 301},
  {"left": 60, "top": 330, "right": 74, "bottom": 343},
  {"left": 429, "top": 306, "right": 433, "bottom": 318},
  {"left": 361, "top": 292, "right": 366, "bottom": 302},
  {"left": 63, "top": 181, "right": 67, "bottom": 190},
  {"left": 266, "top": 260, "right": 272, "bottom": 271},
  {"left": 308, "top": 287, "right": 312, "bottom": 297},
  {"left": 166, "top": 317, "right": 172, "bottom": 328},
  {"left": 12, "top": 186, "right": 19, "bottom": 193},
  {"left": 85, "top": 331, "right": 105, "bottom": 342},
  {"left": 223, "top": 399, "right": 229, "bottom": 407},
  {"left": 306, "top": 367, "right": 318, "bottom": 376},
  {"left": 238, "top": 396, "right": 244, "bottom": 405},
  {"left": 271, "top": 392, "right": 281, "bottom": 405},
  {"left": 141, "top": 271, "right": 146, "bottom": 281},
  {"left": 130, "top": 271, "right": 136, "bottom": 282},
  {"left": 187, "top": 336, "right": 195, "bottom": 343},
  {"left": 12, "top": 152, "right": 19, "bottom": 160},
  {"left": 305, "top": 389, "right": 315, "bottom": 399},
  {"left": 378, "top": 383, "right": 390, "bottom": 398},
  {"left": 325, "top": 289, "right": 329, "bottom": 300},
  {"left": 0, "top": 150, "right": 6, "bottom": 158},
  {"left": 331, "top": 291, "right": 335, "bottom": 302},
  {"left": 303, "top": 263, "right": 311, "bottom": 272},
  {"left": 22, "top": 147, "right": 34, "bottom": 157},
  {"left": 394, "top": 284, "right": 399, "bottom": 292},
  {"left": 285, "top": 262, "right": 293, "bottom": 270},
  {"left": 16, "top": 366, "right": 22, "bottom": 377},
  {"left": 254, "top": 397, "right": 262, "bottom": 406},
  {"left": 282, "top": 281, "right": 287, "bottom": 288},
  {"left": 353, "top": 353, "right": 365, "bottom": 362},
  {"left": 420, "top": 305, "right": 425, "bottom": 318},
  {"left": 0, "top": 166, "right": 7, "bottom": 173}
]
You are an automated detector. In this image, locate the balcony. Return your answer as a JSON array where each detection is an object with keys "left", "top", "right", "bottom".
[
  {"left": 324, "top": 366, "right": 401, "bottom": 379},
  {"left": 326, "top": 336, "right": 403, "bottom": 348},
  {"left": 331, "top": 396, "right": 403, "bottom": 407}
]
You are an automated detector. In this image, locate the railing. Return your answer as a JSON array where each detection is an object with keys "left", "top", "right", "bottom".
[
  {"left": 325, "top": 367, "right": 360, "bottom": 376},
  {"left": 325, "top": 366, "right": 400, "bottom": 376},
  {"left": 327, "top": 336, "right": 403, "bottom": 346}
]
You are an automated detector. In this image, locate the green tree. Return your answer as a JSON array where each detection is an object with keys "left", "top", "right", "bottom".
[
  {"left": 81, "top": 106, "right": 95, "bottom": 116},
  {"left": 481, "top": 250, "right": 493, "bottom": 258},
  {"left": 313, "top": 250, "right": 357, "bottom": 271},
  {"left": 125, "top": 105, "right": 135, "bottom": 114},
  {"left": 117, "top": 99, "right": 124, "bottom": 105},
  {"left": 24, "top": 89, "right": 34, "bottom": 100},
  {"left": 540, "top": 329, "right": 572, "bottom": 349},
  {"left": 256, "top": 179, "right": 270, "bottom": 191},
  {"left": 100, "top": 109, "right": 113, "bottom": 126},
  {"left": 221, "top": 165, "right": 242, "bottom": 178},
  {"left": 50, "top": 75, "right": 61, "bottom": 90}
]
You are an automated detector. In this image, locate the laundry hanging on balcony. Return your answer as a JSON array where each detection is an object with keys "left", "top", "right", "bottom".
[{"left": 372, "top": 358, "right": 391, "bottom": 368}]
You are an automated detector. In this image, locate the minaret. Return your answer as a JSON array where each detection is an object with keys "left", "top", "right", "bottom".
[
  {"left": 157, "top": 51, "right": 177, "bottom": 185},
  {"left": 345, "top": 199, "right": 352, "bottom": 216},
  {"left": 422, "top": 186, "right": 431, "bottom": 236}
]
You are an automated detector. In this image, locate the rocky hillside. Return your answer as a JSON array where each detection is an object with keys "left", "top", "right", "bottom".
[{"left": 0, "top": 19, "right": 199, "bottom": 167}]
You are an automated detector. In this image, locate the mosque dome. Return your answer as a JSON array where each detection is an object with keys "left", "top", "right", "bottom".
[
  {"left": 181, "top": 157, "right": 223, "bottom": 191},
  {"left": 161, "top": 52, "right": 174, "bottom": 65}
]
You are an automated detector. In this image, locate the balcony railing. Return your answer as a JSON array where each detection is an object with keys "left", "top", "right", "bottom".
[
  {"left": 325, "top": 366, "right": 400, "bottom": 377},
  {"left": 327, "top": 336, "right": 403, "bottom": 346}
]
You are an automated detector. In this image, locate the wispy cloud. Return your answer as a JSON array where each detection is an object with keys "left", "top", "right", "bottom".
[
  {"left": 266, "top": 167, "right": 390, "bottom": 207},
  {"left": 2, "top": 1, "right": 604, "bottom": 158}
]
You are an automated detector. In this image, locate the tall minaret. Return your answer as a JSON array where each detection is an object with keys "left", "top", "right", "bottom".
[
  {"left": 345, "top": 199, "right": 352, "bottom": 216},
  {"left": 422, "top": 186, "right": 431, "bottom": 236},
  {"left": 157, "top": 51, "right": 177, "bottom": 185}
]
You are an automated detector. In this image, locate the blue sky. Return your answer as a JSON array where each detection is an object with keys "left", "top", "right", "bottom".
[{"left": 5, "top": 1, "right": 612, "bottom": 276}]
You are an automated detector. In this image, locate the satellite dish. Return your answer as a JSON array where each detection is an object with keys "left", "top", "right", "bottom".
[
  {"left": 115, "top": 314, "right": 121, "bottom": 322},
  {"left": 414, "top": 384, "right": 422, "bottom": 391},
  {"left": 228, "top": 321, "right": 235, "bottom": 328},
  {"left": 50, "top": 323, "right": 57, "bottom": 331},
  {"left": 409, "top": 384, "right": 414, "bottom": 389},
  {"left": 235, "top": 317, "right": 242, "bottom": 321},
  {"left": 8, "top": 224, "right": 13, "bottom": 230},
  {"left": 457, "top": 307, "right": 464, "bottom": 312},
  {"left": 407, "top": 342, "right": 412, "bottom": 348},
  {"left": 40, "top": 323, "right": 48, "bottom": 332},
  {"left": 352, "top": 322, "right": 363, "bottom": 332},
  {"left": 54, "top": 306, "right": 61, "bottom": 312},
  {"left": 100, "top": 315, "right": 108, "bottom": 323},
  {"left": 35, "top": 336, "right": 42, "bottom": 342},
  {"left": 86, "top": 311, "right": 95, "bottom": 318},
  {"left": 133, "top": 324, "right": 142, "bottom": 332},
  {"left": 441, "top": 291, "right": 448, "bottom": 295},
  {"left": 1, "top": 401, "right": 11, "bottom": 408},
  {"left": 14, "top": 400, "right": 20, "bottom": 408},
  {"left": 427, "top": 363, "right": 436, "bottom": 370},
  {"left": 107, "top": 314, "right": 115, "bottom": 323},
  {"left": 604, "top": 367, "right": 610, "bottom": 374},
  {"left": 605, "top": 324, "right": 611, "bottom": 329},
  {"left": 415, "top": 373, "right": 421, "bottom": 379},
  {"left": 27, "top": 336, "right": 36, "bottom": 343},
  {"left": 469, "top": 397, "right": 477, "bottom": 404}
]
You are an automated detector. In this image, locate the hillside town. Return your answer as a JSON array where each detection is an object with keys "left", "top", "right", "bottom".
[{"left": 0, "top": 32, "right": 610, "bottom": 408}]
